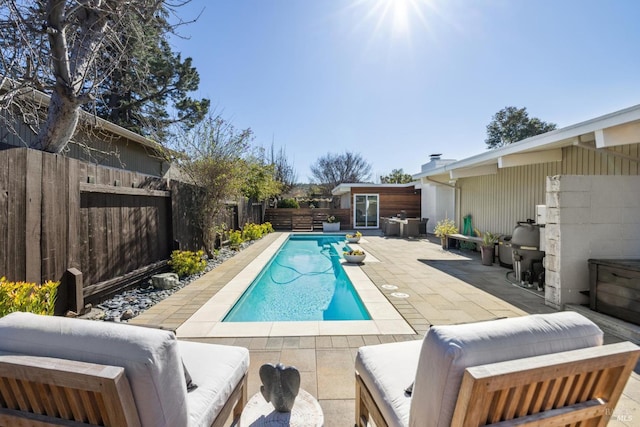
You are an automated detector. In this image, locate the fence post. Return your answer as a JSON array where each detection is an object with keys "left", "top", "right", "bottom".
[{"left": 55, "top": 268, "right": 84, "bottom": 316}]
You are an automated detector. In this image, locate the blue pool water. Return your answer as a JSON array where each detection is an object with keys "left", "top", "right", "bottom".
[{"left": 223, "top": 234, "right": 371, "bottom": 322}]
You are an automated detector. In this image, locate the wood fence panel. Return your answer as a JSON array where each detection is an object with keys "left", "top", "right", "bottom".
[
  {"left": 0, "top": 148, "right": 196, "bottom": 305},
  {"left": 169, "top": 181, "right": 203, "bottom": 251},
  {"left": 25, "top": 150, "right": 42, "bottom": 284},
  {"left": 264, "top": 208, "right": 351, "bottom": 230},
  {"left": 4, "top": 149, "right": 27, "bottom": 281},
  {"left": 67, "top": 158, "right": 81, "bottom": 271},
  {"left": 0, "top": 150, "right": 8, "bottom": 278}
]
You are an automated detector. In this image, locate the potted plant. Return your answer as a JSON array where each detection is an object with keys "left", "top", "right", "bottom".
[
  {"left": 345, "top": 231, "right": 362, "bottom": 243},
  {"left": 480, "top": 231, "right": 499, "bottom": 266},
  {"left": 434, "top": 218, "right": 458, "bottom": 249},
  {"left": 343, "top": 249, "right": 366, "bottom": 263},
  {"left": 323, "top": 215, "right": 340, "bottom": 232}
]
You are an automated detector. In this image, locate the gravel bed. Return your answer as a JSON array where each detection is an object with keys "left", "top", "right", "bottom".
[{"left": 86, "top": 241, "right": 255, "bottom": 322}]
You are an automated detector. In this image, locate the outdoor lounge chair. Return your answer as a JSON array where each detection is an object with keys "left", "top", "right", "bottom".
[
  {"left": 355, "top": 312, "right": 639, "bottom": 427},
  {"left": 0, "top": 312, "right": 250, "bottom": 427}
]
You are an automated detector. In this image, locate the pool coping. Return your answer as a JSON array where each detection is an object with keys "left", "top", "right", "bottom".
[{"left": 176, "top": 233, "right": 415, "bottom": 337}]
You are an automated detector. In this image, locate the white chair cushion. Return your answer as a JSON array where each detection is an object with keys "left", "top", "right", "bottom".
[
  {"left": 409, "top": 312, "right": 604, "bottom": 427},
  {"left": 355, "top": 339, "right": 422, "bottom": 427},
  {"left": 178, "top": 340, "right": 249, "bottom": 427},
  {"left": 0, "top": 312, "right": 189, "bottom": 427}
]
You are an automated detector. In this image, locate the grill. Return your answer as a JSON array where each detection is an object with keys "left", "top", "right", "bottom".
[{"left": 511, "top": 220, "right": 545, "bottom": 290}]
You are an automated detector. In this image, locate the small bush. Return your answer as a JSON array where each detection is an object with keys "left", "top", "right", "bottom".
[
  {"left": 0, "top": 277, "right": 59, "bottom": 316},
  {"left": 228, "top": 230, "right": 245, "bottom": 249},
  {"left": 277, "top": 198, "right": 299, "bottom": 208},
  {"left": 262, "top": 222, "right": 274, "bottom": 234},
  {"left": 169, "top": 250, "right": 207, "bottom": 277},
  {"left": 241, "top": 222, "right": 275, "bottom": 241},
  {"left": 242, "top": 223, "right": 263, "bottom": 241}
]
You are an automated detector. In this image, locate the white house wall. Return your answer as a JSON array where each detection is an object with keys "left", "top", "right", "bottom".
[{"left": 420, "top": 182, "right": 455, "bottom": 233}]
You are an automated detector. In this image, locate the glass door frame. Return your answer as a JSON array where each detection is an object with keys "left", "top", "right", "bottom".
[{"left": 353, "top": 193, "right": 379, "bottom": 229}]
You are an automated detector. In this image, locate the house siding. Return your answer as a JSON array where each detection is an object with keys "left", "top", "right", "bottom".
[
  {"left": 456, "top": 143, "right": 640, "bottom": 236},
  {"left": 1, "top": 113, "right": 167, "bottom": 177},
  {"left": 348, "top": 186, "right": 421, "bottom": 224}
]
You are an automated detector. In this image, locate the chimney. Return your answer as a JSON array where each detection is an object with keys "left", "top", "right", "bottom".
[{"left": 421, "top": 153, "right": 456, "bottom": 172}]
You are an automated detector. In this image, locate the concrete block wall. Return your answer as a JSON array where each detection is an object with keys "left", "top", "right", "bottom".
[{"left": 545, "top": 175, "right": 640, "bottom": 309}]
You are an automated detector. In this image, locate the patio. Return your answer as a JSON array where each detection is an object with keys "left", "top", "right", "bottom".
[{"left": 130, "top": 232, "right": 640, "bottom": 426}]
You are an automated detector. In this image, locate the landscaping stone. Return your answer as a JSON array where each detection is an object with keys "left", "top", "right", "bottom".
[
  {"left": 88, "top": 241, "right": 254, "bottom": 322},
  {"left": 152, "top": 272, "right": 179, "bottom": 290}
]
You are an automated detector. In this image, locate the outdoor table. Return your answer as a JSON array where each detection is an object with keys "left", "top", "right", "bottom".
[{"left": 239, "top": 389, "right": 323, "bottom": 426}]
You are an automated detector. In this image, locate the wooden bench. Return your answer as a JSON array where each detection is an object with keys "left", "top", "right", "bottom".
[{"left": 445, "top": 233, "right": 484, "bottom": 249}]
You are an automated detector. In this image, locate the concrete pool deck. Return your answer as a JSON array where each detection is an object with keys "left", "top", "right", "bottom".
[{"left": 130, "top": 232, "right": 640, "bottom": 426}]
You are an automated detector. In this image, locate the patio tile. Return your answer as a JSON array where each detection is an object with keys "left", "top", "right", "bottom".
[
  {"left": 270, "top": 321, "right": 319, "bottom": 336},
  {"left": 298, "top": 336, "right": 317, "bottom": 349},
  {"left": 316, "top": 349, "right": 355, "bottom": 400},
  {"left": 175, "top": 321, "right": 215, "bottom": 337},
  {"left": 265, "top": 337, "right": 284, "bottom": 350},
  {"left": 320, "top": 399, "right": 355, "bottom": 427},
  {"left": 282, "top": 336, "right": 300, "bottom": 349},
  {"left": 330, "top": 336, "right": 349, "bottom": 348},
  {"left": 280, "top": 348, "right": 316, "bottom": 372}
]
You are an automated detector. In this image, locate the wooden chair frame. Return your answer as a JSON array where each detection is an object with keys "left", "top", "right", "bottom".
[
  {"left": 0, "top": 354, "right": 248, "bottom": 427},
  {"left": 356, "top": 341, "right": 639, "bottom": 427}
]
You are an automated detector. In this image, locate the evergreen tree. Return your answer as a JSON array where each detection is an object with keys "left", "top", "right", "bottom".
[
  {"left": 485, "top": 106, "right": 557, "bottom": 149},
  {"left": 380, "top": 168, "right": 413, "bottom": 184},
  {"left": 92, "top": 8, "right": 209, "bottom": 141}
]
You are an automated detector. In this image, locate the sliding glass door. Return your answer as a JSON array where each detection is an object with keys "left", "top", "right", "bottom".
[{"left": 354, "top": 194, "right": 379, "bottom": 228}]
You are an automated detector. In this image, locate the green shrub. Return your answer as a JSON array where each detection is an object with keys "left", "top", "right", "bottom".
[
  {"left": 0, "top": 277, "right": 59, "bottom": 316},
  {"left": 277, "top": 198, "right": 299, "bottom": 208},
  {"left": 241, "top": 222, "right": 275, "bottom": 241},
  {"left": 228, "top": 230, "right": 245, "bottom": 249},
  {"left": 169, "top": 250, "right": 207, "bottom": 277},
  {"left": 242, "top": 223, "right": 263, "bottom": 241}
]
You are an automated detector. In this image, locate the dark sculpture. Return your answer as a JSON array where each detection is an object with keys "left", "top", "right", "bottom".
[{"left": 259, "top": 363, "right": 301, "bottom": 412}]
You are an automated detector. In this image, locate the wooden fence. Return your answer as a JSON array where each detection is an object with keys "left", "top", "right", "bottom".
[
  {"left": 264, "top": 208, "right": 351, "bottom": 230},
  {"left": 0, "top": 148, "right": 211, "bottom": 311}
]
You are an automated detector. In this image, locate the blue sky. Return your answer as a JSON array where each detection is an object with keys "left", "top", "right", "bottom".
[{"left": 169, "top": 0, "right": 640, "bottom": 183}]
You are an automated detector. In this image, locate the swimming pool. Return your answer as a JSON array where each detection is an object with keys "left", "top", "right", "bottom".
[{"left": 223, "top": 234, "right": 371, "bottom": 322}]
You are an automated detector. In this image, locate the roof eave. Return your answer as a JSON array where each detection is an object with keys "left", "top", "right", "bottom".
[{"left": 413, "top": 104, "right": 640, "bottom": 180}]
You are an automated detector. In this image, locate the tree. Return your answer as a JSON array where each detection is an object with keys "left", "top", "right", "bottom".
[
  {"left": 171, "top": 114, "right": 253, "bottom": 254},
  {"left": 309, "top": 151, "right": 372, "bottom": 195},
  {"left": 171, "top": 114, "right": 282, "bottom": 253},
  {"left": 380, "top": 168, "right": 413, "bottom": 184},
  {"left": 485, "top": 106, "right": 557, "bottom": 149},
  {"left": 92, "top": 7, "right": 209, "bottom": 141},
  {"left": 269, "top": 143, "right": 297, "bottom": 195},
  {"left": 241, "top": 154, "right": 282, "bottom": 203},
  {"left": 0, "top": 0, "right": 206, "bottom": 153}
]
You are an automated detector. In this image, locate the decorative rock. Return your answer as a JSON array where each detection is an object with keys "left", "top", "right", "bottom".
[
  {"left": 83, "top": 244, "right": 249, "bottom": 323},
  {"left": 120, "top": 309, "right": 135, "bottom": 320},
  {"left": 152, "top": 273, "right": 179, "bottom": 290},
  {"left": 259, "top": 363, "right": 301, "bottom": 412}
]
